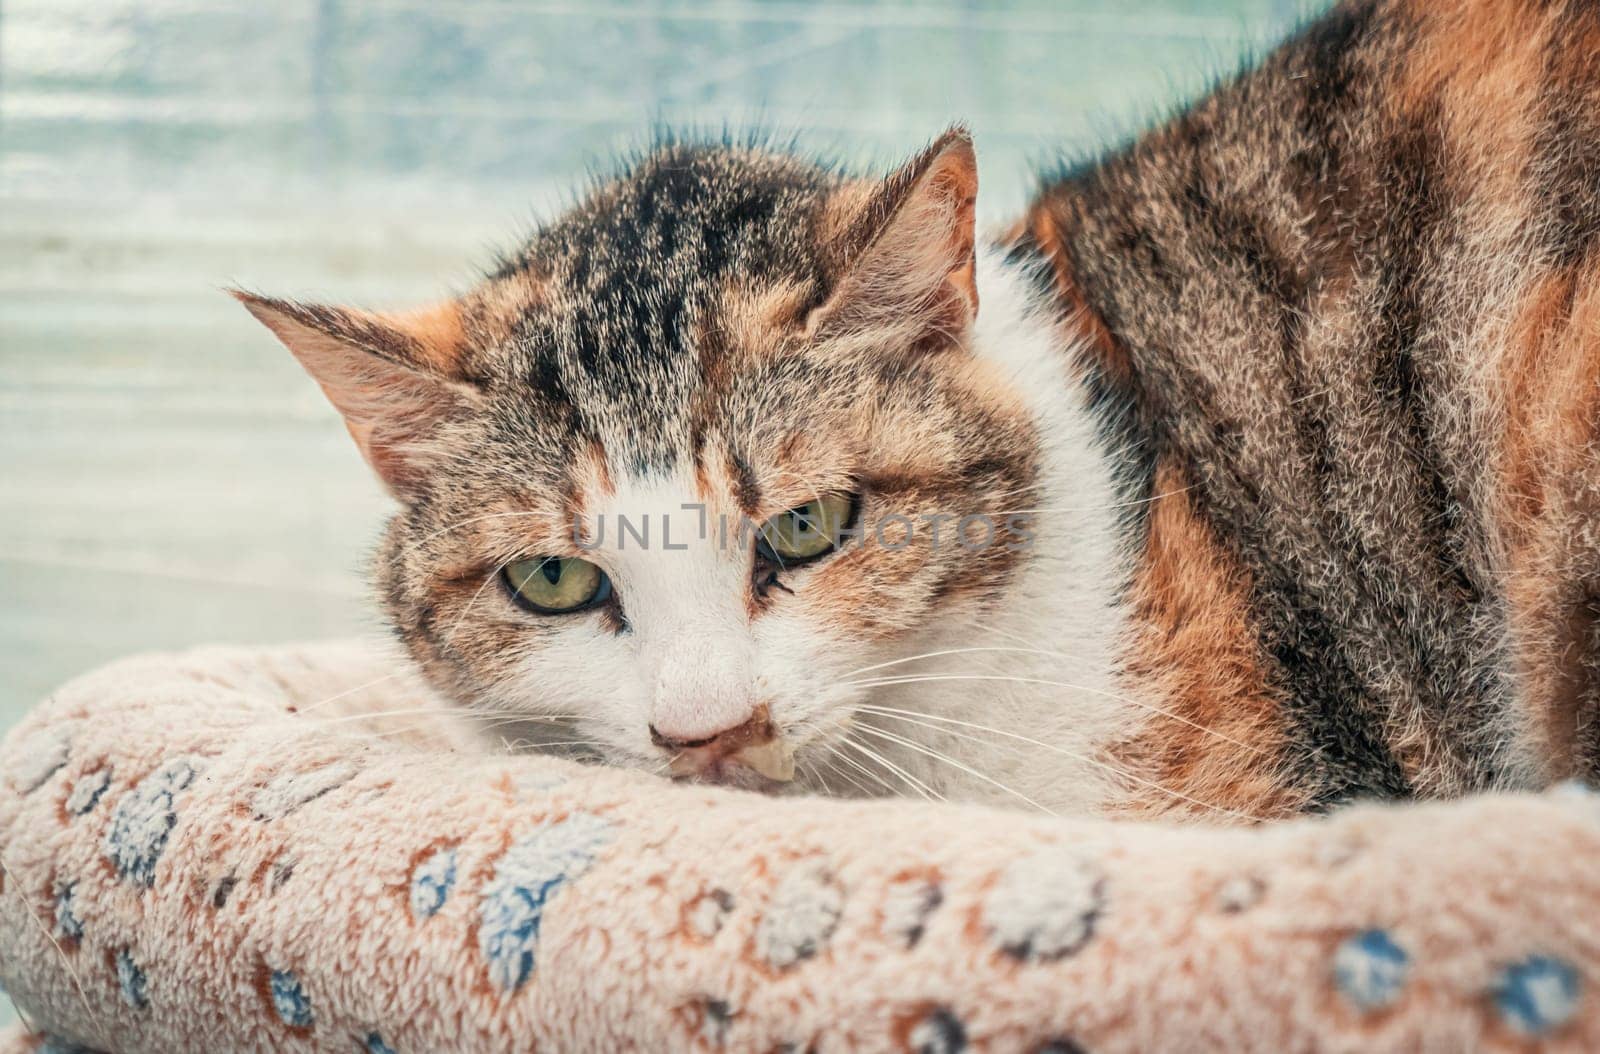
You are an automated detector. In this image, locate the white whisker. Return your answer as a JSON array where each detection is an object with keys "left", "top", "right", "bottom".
[
  {"left": 441, "top": 555, "right": 521, "bottom": 646},
  {"left": 0, "top": 851, "right": 108, "bottom": 1049},
  {"left": 292, "top": 669, "right": 409, "bottom": 717},
  {"left": 497, "top": 738, "right": 609, "bottom": 755},
  {"left": 288, "top": 564, "right": 522, "bottom": 723},
  {"left": 794, "top": 758, "right": 826, "bottom": 794},
  {"left": 764, "top": 467, "right": 831, "bottom": 511},
  {"left": 816, "top": 753, "right": 876, "bottom": 798},
  {"left": 294, "top": 706, "right": 512, "bottom": 730},
  {"left": 829, "top": 743, "right": 900, "bottom": 797},
  {"left": 841, "top": 644, "right": 1082, "bottom": 680},
  {"left": 839, "top": 737, "right": 943, "bottom": 802},
  {"left": 854, "top": 720, "right": 1055, "bottom": 814},
  {"left": 848, "top": 671, "right": 1268, "bottom": 756},
  {"left": 853, "top": 704, "right": 1262, "bottom": 822}
]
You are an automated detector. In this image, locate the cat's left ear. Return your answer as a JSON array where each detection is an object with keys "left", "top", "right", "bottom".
[
  {"left": 809, "top": 126, "right": 979, "bottom": 345},
  {"left": 232, "top": 292, "right": 480, "bottom": 498}
]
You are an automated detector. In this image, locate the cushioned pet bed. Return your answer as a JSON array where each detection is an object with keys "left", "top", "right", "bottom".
[{"left": 1, "top": 643, "right": 1597, "bottom": 1052}]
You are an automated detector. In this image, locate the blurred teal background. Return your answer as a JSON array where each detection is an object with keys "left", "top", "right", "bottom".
[{"left": 0, "top": 0, "right": 1320, "bottom": 1028}]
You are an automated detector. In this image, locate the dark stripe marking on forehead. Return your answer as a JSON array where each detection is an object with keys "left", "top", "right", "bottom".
[{"left": 490, "top": 145, "right": 841, "bottom": 476}]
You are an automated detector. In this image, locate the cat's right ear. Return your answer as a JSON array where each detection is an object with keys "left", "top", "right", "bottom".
[
  {"left": 809, "top": 127, "right": 979, "bottom": 348},
  {"left": 232, "top": 292, "right": 480, "bottom": 498}
]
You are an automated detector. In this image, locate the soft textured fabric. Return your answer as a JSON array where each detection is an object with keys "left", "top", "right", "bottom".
[{"left": 1, "top": 643, "right": 1597, "bottom": 1053}]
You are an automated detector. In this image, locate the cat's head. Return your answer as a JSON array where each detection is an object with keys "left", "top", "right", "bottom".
[{"left": 239, "top": 129, "right": 1040, "bottom": 791}]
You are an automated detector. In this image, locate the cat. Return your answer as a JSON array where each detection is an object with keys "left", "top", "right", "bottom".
[{"left": 239, "top": 0, "right": 1600, "bottom": 821}]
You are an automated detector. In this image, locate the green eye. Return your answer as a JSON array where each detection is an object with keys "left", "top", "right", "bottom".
[
  {"left": 758, "top": 493, "right": 855, "bottom": 563},
  {"left": 502, "top": 557, "right": 612, "bottom": 614}
]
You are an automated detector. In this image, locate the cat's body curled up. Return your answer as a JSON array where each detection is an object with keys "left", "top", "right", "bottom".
[{"left": 241, "top": 0, "right": 1600, "bottom": 821}]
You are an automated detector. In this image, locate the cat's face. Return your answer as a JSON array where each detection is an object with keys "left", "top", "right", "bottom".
[{"left": 241, "top": 131, "right": 1039, "bottom": 791}]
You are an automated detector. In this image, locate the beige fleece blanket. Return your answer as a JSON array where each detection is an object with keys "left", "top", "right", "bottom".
[{"left": 1, "top": 643, "right": 1596, "bottom": 1053}]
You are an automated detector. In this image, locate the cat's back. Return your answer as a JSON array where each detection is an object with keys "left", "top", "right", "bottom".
[{"left": 1019, "top": 0, "right": 1600, "bottom": 814}]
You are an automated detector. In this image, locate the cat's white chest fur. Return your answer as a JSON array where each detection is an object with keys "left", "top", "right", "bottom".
[{"left": 849, "top": 245, "right": 1133, "bottom": 814}]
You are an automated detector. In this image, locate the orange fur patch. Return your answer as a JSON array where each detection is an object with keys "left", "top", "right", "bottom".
[
  {"left": 723, "top": 278, "right": 813, "bottom": 346},
  {"left": 924, "top": 137, "right": 980, "bottom": 316},
  {"left": 809, "top": 129, "right": 979, "bottom": 341},
  {"left": 1395, "top": 0, "right": 1557, "bottom": 202},
  {"left": 1019, "top": 205, "right": 1132, "bottom": 384},
  {"left": 389, "top": 300, "right": 468, "bottom": 374},
  {"left": 466, "top": 269, "right": 546, "bottom": 353},
  {"left": 706, "top": 277, "right": 815, "bottom": 389},
  {"left": 1112, "top": 463, "right": 1306, "bottom": 821},
  {"left": 1497, "top": 260, "right": 1600, "bottom": 777},
  {"left": 570, "top": 439, "right": 616, "bottom": 502}
]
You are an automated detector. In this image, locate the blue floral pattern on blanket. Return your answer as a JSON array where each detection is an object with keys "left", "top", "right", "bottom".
[
  {"left": 116, "top": 948, "right": 148, "bottom": 1010},
  {"left": 270, "top": 970, "right": 314, "bottom": 1029},
  {"left": 1496, "top": 955, "right": 1581, "bottom": 1034},
  {"left": 103, "top": 757, "right": 201, "bottom": 887},
  {"left": 1333, "top": 929, "right": 1409, "bottom": 1010},
  {"left": 410, "top": 845, "right": 458, "bottom": 920},
  {"left": 52, "top": 883, "right": 83, "bottom": 942},
  {"left": 479, "top": 812, "right": 614, "bottom": 992},
  {"left": 65, "top": 767, "right": 112, "bottom": 816}
]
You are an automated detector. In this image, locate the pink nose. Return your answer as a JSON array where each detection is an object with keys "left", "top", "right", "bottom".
[{"left": 649, "top": 706, "right": 773, "bottom": 758}]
